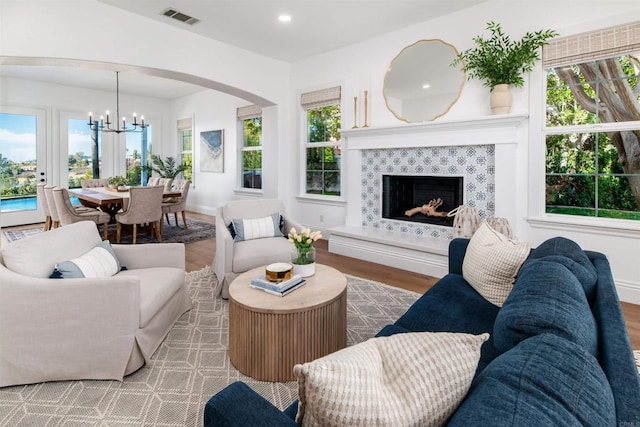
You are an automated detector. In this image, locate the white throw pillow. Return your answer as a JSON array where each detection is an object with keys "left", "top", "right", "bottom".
[
  {"left": 51, "top": 240, "right": 121, "bottom": 279},
  {"left": 294, "top": 332, "right": 489, "bottom": 427},
  {"left": 462, "top": 222, "right": 530, "bottom": 306},
  {"left": 229, "top": 213, "right": 283, "bottom": 242}
]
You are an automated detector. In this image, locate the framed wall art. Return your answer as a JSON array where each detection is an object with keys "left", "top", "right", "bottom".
[{"left": 200, "top": 129, "right": 224, "bottom": 172}]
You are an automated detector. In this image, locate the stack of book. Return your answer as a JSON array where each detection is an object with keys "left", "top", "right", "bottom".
[{"left": 250, "top": 274, "right": 306, "bottom": 297}]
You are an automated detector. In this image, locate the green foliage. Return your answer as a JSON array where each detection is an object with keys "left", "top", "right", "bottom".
[
  {"left": 452, "top": 22, "right": 558, "bottom": 89},
  {"left": 106, "top": 175, "right": 128, "bottom": 187},
  {"left": 146, "top": 154, "right": 188, "bottom": 179}
]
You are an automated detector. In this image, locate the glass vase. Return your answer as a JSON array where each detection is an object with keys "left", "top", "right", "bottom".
[{"left": 291, "top": 247, "right": 316, "bottom": 277}]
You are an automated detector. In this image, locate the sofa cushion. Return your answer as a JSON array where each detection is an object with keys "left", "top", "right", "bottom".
[
  {"left": 51, "top": 240, "right": 121, "bottom": 278},
  {"left": 462, "top": 222, "right": 530, "bottom": 307},
  {"left": 232, "top": 236, "right": 292, "bottom": 273},
  {"left": 294, "top": 332, "right": 488, "bottom": 427},
  {"left": 526, "top": 236, "right": 597, "bottom": 302},
  {"left": 2, "top": 221, "right": 102, "bottom": 278},
  {"left": 230, "top": 213, "right": 283, "bottom": 242},
  {"left": 493, "top": 259, "right": 598, "bottom": 357},
  {"left": 448, "top": 334, "right": 616, "bottom": 427},
  {"left": 117, "top": 267, "right": 185, "bottom": 328},
  {"left": 391, "top": 274, "right": 500, "bottom": 368}
]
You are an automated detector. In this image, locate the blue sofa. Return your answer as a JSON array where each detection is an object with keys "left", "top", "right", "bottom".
[{"left": 204, "top": 237, "right": 640, "bottom": 426}]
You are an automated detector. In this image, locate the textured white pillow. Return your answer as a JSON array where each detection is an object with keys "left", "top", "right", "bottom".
[
  {"left": 294, "top": 332, "right": 489, "bottom": 427},
  {"left": 52, "top": 241, "right": 121, "bottom": 278},
  {"left": 462, "top": 222, "right": 530, "bottom": 306}
]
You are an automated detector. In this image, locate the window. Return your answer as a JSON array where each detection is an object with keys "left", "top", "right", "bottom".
[
  {"left": 238, "top": 105, "right": 262, "bottom": 190},
  {"left": 301, "top": 86, "right": 342, "bottom": 196},
  {"left": 178, "top": 118, "right": 193, "bottom": 182},
  {"left": 0, "top": 113, "right": 38, "bottom": 205},
  {"left": 125, "top": 126, "right": 151, "bottom": 186},
  {"left": 543, "top": 22, "right": 640, "bottom": 221},
  {"left": 69, "top": 118, "right": 102, "bottom": 188}
]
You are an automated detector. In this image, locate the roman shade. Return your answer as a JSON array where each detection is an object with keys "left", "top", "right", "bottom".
[{"left": 300, "top": 86, "right": 341, "bottom": 109}]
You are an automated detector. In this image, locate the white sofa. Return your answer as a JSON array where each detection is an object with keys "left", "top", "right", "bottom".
[
  {"left": 0, "top": 221, "right": 192, "bottom": 387},
  {"left": 214, "top": 199, "right": 302, "bottom": 299}
]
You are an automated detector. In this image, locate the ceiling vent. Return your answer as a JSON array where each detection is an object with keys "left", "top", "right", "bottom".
[{"left": 162, "top": 8, "right": 199, "bottom": 25}]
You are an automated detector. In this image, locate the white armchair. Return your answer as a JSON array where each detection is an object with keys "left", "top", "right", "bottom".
[
  {"left": 213, "top": 199, "right": 302, "bottom": 299},
  {"left": 0, "top": 221, "right": 192, "bottom": 387}
]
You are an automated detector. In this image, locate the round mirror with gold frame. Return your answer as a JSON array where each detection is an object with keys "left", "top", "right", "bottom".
[{"left": 383, "top": 39, "right": 465, "bottom": 123}]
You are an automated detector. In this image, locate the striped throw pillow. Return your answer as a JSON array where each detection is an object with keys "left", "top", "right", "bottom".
[
  {"left": 51, "top": 240, "right": 121, "bottom": 278},
  {"left": 294, "top": 332, "right": 489, "bottom": 427},
  {"left": 230, "top": 213, "right": 283, "bottom": 242}
]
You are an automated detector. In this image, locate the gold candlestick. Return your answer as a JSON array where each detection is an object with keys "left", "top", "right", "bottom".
[
  {"left": 352, "top": 96, "right": 359, "bottom": 128},
  {"left": 363, "top": 90, "right": 369, "bottom": 128}
]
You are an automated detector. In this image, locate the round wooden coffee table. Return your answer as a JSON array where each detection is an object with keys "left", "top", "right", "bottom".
[{"left": 228, "top": 264, "right": 347, "bottom": 382}]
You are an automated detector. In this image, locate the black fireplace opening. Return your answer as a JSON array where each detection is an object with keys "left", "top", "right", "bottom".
[{"left": 382, "top": 175, "right": 464, "bottom": 226}]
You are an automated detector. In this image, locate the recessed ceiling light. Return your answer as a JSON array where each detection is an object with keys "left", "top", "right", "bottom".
[
  {"left": 278, "top": 14, "right": 291, "bottom": 23},
  {"left": 422, "top": 84, "right": 431, "bottom": 89}
]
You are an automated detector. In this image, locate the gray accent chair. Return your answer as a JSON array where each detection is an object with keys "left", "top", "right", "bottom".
[
  {"left": 116, "top": 186, "right": 164, "bottom": 244},
  {"left": 53, "top": 187, "right": 111, "bottom": 240},
  {"left": 213, "top": 199, "right": 302, "bottom": 299},
  {"left": 0, "top": 221, "right": 192, "bottom": 387},
  {"left": 162, "top": 179, "right": 190, "bottom": 229}
]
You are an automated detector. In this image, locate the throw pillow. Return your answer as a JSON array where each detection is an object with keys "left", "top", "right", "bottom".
[
  {"left": 294, "top": 331, "right": 489, "bottom": 427},
  {"left": 50, "top": 240, "right": 121, "bottom": 278},
  {"left": 462, "top": 222, "right": 530, "bottom": 307},
  {"left": 448, "top": 334, "right": 616, "bottom": 426},
  {"left": 229, "top": 213, "right": 283, "bottom": 242},
  {"left": 492, "top": 258, "right": 599, "bottom": 357}
]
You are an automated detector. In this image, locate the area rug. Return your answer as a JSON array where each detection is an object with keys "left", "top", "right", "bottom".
[
  {"left": 2, "top": 218, "right": 215, "bottom": 245},
  {"left": 0, "top": 267, "right": 420, "bottom": 426}
]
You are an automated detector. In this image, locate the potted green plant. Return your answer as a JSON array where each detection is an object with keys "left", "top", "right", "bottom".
[
  {"left": 451, "top": 21, "right": 557, "bottom": 114},
  {"left": 106, "top": 175, "right": 128, "bottom": 191},
  {"left": 146, "top": 155, "right": 188, "bottom": 179}
]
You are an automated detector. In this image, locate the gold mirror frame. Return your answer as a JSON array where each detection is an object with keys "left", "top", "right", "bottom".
[{"left": 383, "top": 39, "right": 465, "bottom": 123}]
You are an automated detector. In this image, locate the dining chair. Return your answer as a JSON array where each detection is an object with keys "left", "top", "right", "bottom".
[
  {"left": 161, "top": 179, "right": 190, "bottom": 231},
  {"left": 52, "top": 187, "right": 111, "bottom": 240},
  {"left": 81, "top": 178, "right": 108, "bottom": 188},
  {"left": 43, "top": 186, "right": 62, "bottom": 229},
  {"left": 37, "top": 183, "right": 52, "bottom": 231},
  {"left": 115, "top": 186, "right": 164, "bottom": 244}
]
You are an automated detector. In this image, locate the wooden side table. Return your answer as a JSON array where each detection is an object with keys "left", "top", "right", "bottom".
[{"left": 228, "top": 264, "right": 347, "bottom": 382}]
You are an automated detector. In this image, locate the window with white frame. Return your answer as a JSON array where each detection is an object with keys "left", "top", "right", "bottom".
[
  {"left": 301, "top": 86, "right": 342, "bottom": 196},
  {"left": 238, "top": 105, "right": 262, "bottom": 190},
  {"left": 178, "top": 118, "right": 193, "bottom": 182},
  {"left": 543, "top": 22, "right": 640, "bottom": 221}
]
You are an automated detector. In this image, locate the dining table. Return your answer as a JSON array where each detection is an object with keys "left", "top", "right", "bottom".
[{"left": 69, "top": 186, "right": 181, "bottom": 223}]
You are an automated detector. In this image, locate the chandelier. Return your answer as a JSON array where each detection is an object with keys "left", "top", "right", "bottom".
[{"left": 88, "top": 71, "right": 147, "bottom": 134}]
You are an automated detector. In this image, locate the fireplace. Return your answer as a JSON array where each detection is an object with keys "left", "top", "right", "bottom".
[{"left": 382, "top": 175, "right": 463, "bottom": 226}]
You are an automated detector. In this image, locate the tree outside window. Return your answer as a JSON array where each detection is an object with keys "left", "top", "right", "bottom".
[
  {"left": 180, "top": 129, "right": 193, "bottom": 182},
  {"left": 545, "top": 52, "right": 640, "bottom": 220},
  {"left": 242, "top": 116, "right": 262, "bottom": 189},
  {"left": 306, "top": 105, "right": 341, "bottom": 196}
]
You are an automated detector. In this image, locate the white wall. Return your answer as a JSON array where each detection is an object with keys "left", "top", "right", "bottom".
[{"left": 288, "top": 0, "right": 640, "bottom": 302}]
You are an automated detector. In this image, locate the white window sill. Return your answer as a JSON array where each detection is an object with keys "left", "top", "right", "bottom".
[
  {"left": 233, "top": 188, "right": 263, "bottom": 196},
  {"left": 527, "top": 214, "right": 640, "bottom": 238},
  {"left": 296, "top": 194, "right": 346, "bottom": 206}
]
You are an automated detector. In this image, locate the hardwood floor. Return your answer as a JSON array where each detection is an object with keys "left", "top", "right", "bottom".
[{"left": 186, "top": 211, "right": 640, "bottom": 349}]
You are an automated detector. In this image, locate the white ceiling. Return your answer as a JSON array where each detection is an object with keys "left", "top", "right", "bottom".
[{"left": 1, "top": 0, "right": 486, "bottom": 100}]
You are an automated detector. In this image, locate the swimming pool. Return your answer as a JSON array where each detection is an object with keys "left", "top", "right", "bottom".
[{"left": 1, "top": 196, "right": 80, "bottom": 212}]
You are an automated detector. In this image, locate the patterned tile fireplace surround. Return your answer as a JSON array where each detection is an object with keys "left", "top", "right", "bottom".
[{"left": 329, "top": 114, "right": 528, "bottom": 278}]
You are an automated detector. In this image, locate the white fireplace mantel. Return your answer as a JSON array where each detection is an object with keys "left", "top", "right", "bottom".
[
  {"left": 342, "top": 114, "right": 528, "bottom": 150},
  {"left": 330, "top": 113, "right": 529, "bottom": 278}
]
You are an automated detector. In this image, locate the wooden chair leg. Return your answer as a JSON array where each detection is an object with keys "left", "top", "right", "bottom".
[
  {"left": 44, "top": 216, "right": 51, "bottom": 231},
  {"left": 154, "top": 221, "right": 163, "bottom": 242},
  {"left": 116, "top": 223, "right": 122, "bottom": 243},
  {"left": 174, "top": 213, "right": 179, "bottom": 227},
  {"left": 181, "top": 211, "right": 187, "bottom": 228},
  {"left": 102, "top": 223, "right": 108, "bottom": 240},
  {"left": 132, "top": 224, "right": 137, "bottom": 245},
  {"left": 165, "top": 213, "right": 170, "bottom": 225}
]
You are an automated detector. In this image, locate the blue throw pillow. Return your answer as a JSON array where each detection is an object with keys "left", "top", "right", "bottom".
[
  {"left": 493, "top": 258, "right": 598, "bottom": 357},
  {"left": 448, "top": 334, "right": 616, "bottom": 427},
  {"left": 526, "top": 236, "right": 597, "bottom": 301}
]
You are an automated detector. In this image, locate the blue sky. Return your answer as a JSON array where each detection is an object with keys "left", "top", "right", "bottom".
[{"left": 1, "top": 113, "right": 151, "bottom": 162}]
